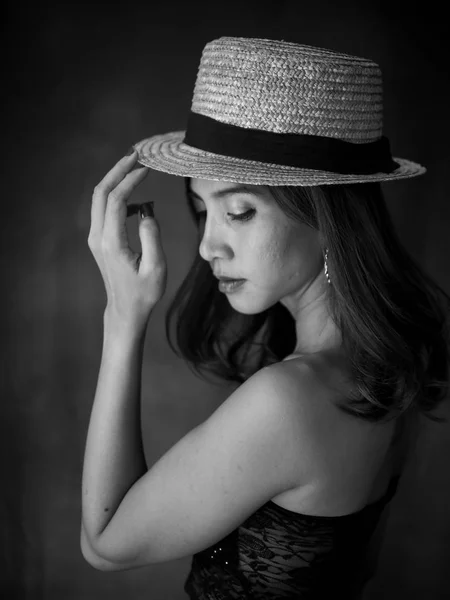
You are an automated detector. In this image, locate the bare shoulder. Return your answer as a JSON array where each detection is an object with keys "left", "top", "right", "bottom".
[
  {"left": 253, "top": 357, "right": 348, "bottom": 457},
  {"left": 236, "top": 358, "right": 328, "bottom": 435},
  {"left": 264, "top": 352, "right": 427, "bottom": 517},
  {"left": 255, "top": 357, "right": 329, "bottom": 420},
  {"left": 266, "top": 354, "right": 398, "bottom": 461},
  {"left": 262, "top": 354, "right": 350, "bottom": 426}
]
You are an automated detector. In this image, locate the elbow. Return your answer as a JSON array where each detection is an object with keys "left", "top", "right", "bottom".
[
  {"left": 81, "top": 541, "right": 116, "bottom": 572},
  {"left": 81, "top": 550, "right": 116, "bottom": 572},
  {"left": 80, "top": 526, "right": 121, "bottom": 571},
  {"left": 80, "top": 528, "right": 141, "bottom": 572},
  {"left": 81, "top": 551, "right": 140, "bottom": 572}
]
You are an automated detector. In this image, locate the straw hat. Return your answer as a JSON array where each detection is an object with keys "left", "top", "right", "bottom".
[{"left": 134, "top": 36, "right": 426, "bottom": 186}]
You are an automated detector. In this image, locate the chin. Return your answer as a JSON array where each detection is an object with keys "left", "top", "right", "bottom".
[{"left": 226, "top": 292, "right": 279, "bottom": 315}]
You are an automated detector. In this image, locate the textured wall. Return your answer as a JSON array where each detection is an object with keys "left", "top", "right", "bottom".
[{"left": 3, "top": 1, "right": 450, "bottom": 598}]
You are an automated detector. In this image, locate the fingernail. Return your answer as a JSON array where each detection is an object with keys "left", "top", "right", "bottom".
[
  {"left": 139, "top": 202, "right": 154, "bottom": 219},
  {"left": 126, "top": 204, "right": 140, "bottom": 218},
  {"left": 125, "top": 146, "right": 136, "bottom": 156}
]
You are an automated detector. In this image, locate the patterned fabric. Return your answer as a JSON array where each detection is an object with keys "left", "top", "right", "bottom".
[{"left": 184, "top": 476, "right": 399, "bottom": 599}]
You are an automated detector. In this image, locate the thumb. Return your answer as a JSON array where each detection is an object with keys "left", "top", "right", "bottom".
[{"left": 138, "top": 202, "right": 167, "bottom": 273}]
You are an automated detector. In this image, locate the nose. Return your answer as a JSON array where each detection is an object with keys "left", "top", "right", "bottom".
[{"left": 198, "top": 216, "right": 231, "bottom": 263}]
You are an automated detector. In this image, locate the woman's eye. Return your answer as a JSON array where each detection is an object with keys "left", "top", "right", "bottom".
[
  {"left": 195, "top": 209, "right": 255, "bottom": 222},
  {"left": 229, "top": 209, "right": 255, "bottom": 222}
]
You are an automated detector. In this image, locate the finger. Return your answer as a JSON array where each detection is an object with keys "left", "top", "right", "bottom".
[
  {"left": 138, "top": 203, "right": 166, "bottom": 275},
  {"left": 99, "top": 151, "right": 139, "bottom": 195},
  {"left": 103, "top": 167, "right": 150, "bottom": 252},
  {"left": 90, "top": 151, "right": 139, "bottom": 241}
]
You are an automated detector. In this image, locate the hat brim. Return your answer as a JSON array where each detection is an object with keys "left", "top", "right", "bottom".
[{"left": 134, "top": 131, "right": 426, "bottom": 186}]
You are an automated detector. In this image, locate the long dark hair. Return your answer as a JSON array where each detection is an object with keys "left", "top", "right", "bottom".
[{"left": 164, "top": 178, "right": 450, "bottom": 424}]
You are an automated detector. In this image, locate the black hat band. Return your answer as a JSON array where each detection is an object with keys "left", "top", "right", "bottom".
[{"left": 184, "top": 111, "right": 399, "bottom": 175}]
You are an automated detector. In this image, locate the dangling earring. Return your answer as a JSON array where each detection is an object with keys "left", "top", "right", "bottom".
[{"left": 324, "top": 248, "right": 331, "bottom": 285}]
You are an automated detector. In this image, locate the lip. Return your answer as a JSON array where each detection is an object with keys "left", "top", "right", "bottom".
[
  {"left": 213, "top": 274, "right": 245, "bottom": 282},
  {"left": 217, "top": 279, "right": 246, "bottom": 294}
]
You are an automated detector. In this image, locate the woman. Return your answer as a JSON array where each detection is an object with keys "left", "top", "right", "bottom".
[{"left": 81, "top": 37, "right": 449, "bottom": 598}]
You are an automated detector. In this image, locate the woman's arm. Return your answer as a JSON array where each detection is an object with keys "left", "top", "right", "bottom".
[
  {"left": 82, "top": 150, "right": 167, "bottom": 564},
  {"left": 81, "top": 312, "right": 148, "bottom": 553}
]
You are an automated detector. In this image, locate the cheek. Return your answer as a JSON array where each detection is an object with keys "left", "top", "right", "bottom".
[
  {"left": 252, "top": 224, "right": 293, "bottom": 272},
  {"left": 253, "top": 224, "right": 317, "bottom": 287}
]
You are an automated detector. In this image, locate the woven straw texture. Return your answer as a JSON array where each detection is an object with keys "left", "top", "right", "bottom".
[
  {"left": 136, "top": 36, "right": 426, "bottom": 185},
  {"left": 191, "top": 37, "right": 383, "bottom": 142}
]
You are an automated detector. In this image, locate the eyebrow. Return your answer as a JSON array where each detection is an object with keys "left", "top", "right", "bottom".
[{"left": 187, "top": 184, "right": 263, "bottom": 201}]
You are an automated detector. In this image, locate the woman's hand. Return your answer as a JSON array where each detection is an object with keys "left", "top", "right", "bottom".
[{"left": 88, "top": 150, "right": 167, "bottom": 333}]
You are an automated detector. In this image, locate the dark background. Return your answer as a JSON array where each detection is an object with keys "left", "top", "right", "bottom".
[{"left": 3, "top": 1, "right": 450, "bottom": 598}]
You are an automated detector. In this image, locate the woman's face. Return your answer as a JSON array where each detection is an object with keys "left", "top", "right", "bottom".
[{"left": 189, "top": 178, "right": 324, "bottom": 315}]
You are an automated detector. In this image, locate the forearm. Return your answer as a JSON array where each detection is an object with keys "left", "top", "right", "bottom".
[{"left": 81, "top": 312, "right": 149, "bottom": 546}]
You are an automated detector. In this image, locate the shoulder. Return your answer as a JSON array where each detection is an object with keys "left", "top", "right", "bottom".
[
  {"left": 263, "top": 358, "right": 400, "bottom": 491},
  {"left": 198, "top": 358, "right": 333, "bottom": 494},
  {"left": 211, "top": 359, "right": 315, "bottom": 441},
  {"left": 254, "top": 356, "right": 342, "bottom": 423},
  {"left": 238, "top": 358, "right": 337, "bottom": 456},
  {"left": 239, "top": 357, "right": 321, "bottom": 419},
  {"left": 198, "top": 357, "right": 334, "bottom": 484},
  {"left": 259, "top": 356, "right": 378, "bottom": 454},
  {"left": 251, "top": 357, "right": 367, "bottom": 477}
]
